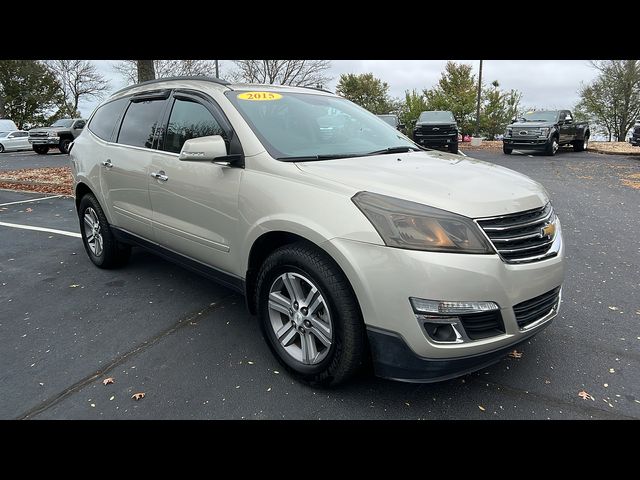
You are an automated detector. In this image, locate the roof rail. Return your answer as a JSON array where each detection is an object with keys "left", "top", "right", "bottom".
[
  {"left": 112, "top": 76, "right": 231, "bottom": 96},
  {"left": 297, "top": 85, "right": 334, "bottom": 94}
]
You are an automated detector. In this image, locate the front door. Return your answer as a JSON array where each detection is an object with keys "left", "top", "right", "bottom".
[
  {"left": 100, "top": 96, "right": 168, "bottom": 239},
  {"left": 148, "top": 93, "right": 242, "bottom": 274},
  {"left": 558, "top": 111, "right": 573, "bottom": 144}
]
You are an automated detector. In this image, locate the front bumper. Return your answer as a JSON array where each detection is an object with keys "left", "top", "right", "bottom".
[
  {"left": 503, "top": 138, "right": 549, "bottom": 150},
  {"left": 414, "top": 134, "right": 457, "bottom": 147},
  {"left": 630, "top": 136, "right": 640, "bottom": 146},
  {"left": 322, "top": 226, "right": 564, "bottom": 380},
  {"left": 29, "top": 137, "right": 60, "bottom": 145}
]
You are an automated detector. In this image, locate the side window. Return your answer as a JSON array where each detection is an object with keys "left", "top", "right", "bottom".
[
  {"left": 163, "top": 98, "right": 225, "bottom": 154},
  {"left": 558, "top": 112, "right": 566, "bottom": 121},
  {"left": 74, "top": 120, "right": 86, "bottom": 129},
  {"left": 88, "top": 98, "right": 128, "bottom": 141},
  {"left": 17, "top": 132, "right": 28, "bottom": 137},
  {"left": 117, "top": 99, "right": 166, "bottom": 149}
]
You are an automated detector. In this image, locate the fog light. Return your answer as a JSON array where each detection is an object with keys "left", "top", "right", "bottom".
[
  {"left": 423, "top": 322, "right": 458, "bottom": 342},
  {"left": 410, "top": 298, "right": 499, "bottom": 315}
]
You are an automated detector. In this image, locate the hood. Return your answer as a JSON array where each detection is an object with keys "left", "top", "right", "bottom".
[
  {"left": 415, "top": 121, "right": 457, "bottom": 126},
  {"left": 294, "top": 151, "right": 548, "bottom": 218},
  {"left": 29, "top": 126, "right": 69, "bottom": 133},
  {"left": 509, "top": 121, "right": 555, "bottom": 129}
]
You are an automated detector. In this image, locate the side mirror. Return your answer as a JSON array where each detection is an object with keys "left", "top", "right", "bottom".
[
  {"left": 510, "top": 119, "right": 517, "bottom": 124},
  {"left": 179, "top": 135, "right": 241, "bottom": 166}
]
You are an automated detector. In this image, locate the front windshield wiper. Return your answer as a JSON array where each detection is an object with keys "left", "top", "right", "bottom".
[
  {"left": 364, "top": 146, "right": 421, "bottom": 155},
  {"left": 277, "top": 153, "right": 365, "bottom": 162}
]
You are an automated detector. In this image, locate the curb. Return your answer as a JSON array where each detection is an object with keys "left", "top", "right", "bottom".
[{"left": 588, "top": 148, "right": 640, "bottom": 157}]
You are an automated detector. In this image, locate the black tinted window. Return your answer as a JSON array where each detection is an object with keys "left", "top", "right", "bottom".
[
  {"left": 118, "top": 99, "right": 166, "bottom": 149},
  {"left": 88, "top": 98, "right": 127, "bottom": 141},
  {"left": 74, "top": 120, "right": 86, "bottom": 129},
  {"left": 163, "top": 98, "right": 225, "bottom": 154}
]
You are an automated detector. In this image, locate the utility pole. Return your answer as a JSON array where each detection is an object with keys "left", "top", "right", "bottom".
[
  {"left": 215, "top": 60, "right": 219, "bottom": 78},
  {"left": 475, "top": 59, "right": 483, "bottom": 137}
]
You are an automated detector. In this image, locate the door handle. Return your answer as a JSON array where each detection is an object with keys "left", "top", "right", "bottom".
[
  {"left": 101, "top": 159, "right": 113, "bottom": 168},
  {"left": 150, "top": 171, "right": 168, "bottom": 182}
]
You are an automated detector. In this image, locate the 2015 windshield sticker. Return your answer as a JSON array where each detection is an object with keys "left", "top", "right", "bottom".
[{"left": 237, "top": 92, "right": 282, "bottom": 101}]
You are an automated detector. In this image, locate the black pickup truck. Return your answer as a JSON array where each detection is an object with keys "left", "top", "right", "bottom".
[
  {"left": 412, "top": 111, "right": 458, "bottom": 154},
  {"left": 503, "top": 110, "right": 590, "bottom": 156}
]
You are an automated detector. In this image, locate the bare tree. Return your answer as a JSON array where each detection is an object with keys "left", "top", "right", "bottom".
[
  {"left": 114, "top": 60, "right": 219, "bottom": 85},
  {"left": 46, "top": 60, "right": 109, "bottom": 116},
  {"left": 231, "top": 60, "right": 331, "bottom": 87},
  {"left": 137, "top": 60, "right": 156, "bottom": 83}
]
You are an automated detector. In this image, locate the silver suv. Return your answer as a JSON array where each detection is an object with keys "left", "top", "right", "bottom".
[{"left": 70, "top": 76, "right": 565, "bottom": 386}]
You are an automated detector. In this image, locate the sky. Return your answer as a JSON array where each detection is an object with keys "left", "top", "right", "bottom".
[{"left": 80, "top": 60, "right": 599, "bottom": 118}]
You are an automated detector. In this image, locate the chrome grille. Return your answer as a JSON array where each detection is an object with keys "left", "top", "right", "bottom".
[
  {"left": 476, "top": 203, "right": 558, "bottom": 263},
  {"left": 513, "top": 287, "right": 561, "bottom": 329},
  {"left": 29, "top": 132, "right": 48, "bottom": 138}
]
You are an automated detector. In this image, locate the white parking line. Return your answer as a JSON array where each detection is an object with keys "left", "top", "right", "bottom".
[
  {"left": 0, "top": 195, "right": 62, "bottom": 207},
  {"left": 458, "top": 150, "right": 467, "bottom": 157},
  {"left": 0, "top": 221, "right": 81, "bottom": 238}
]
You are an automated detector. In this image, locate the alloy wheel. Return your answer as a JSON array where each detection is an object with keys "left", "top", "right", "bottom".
[{"left": 83, "top": 207, "right": 103, "bottom": 256}]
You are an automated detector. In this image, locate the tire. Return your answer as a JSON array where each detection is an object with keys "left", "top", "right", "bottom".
[
  {"left": 59, "top": 138, "right": 71, "bottom": 154},
  {"left": 573, "top": 135, "right": 589, "bottom": 152},
  {"left": 545, "top": 136, "right": 559, "bottom": 156},
  {"left": 255, "top": 241, "right": 367, "bottom": 386},
  {"left": 503, "top": 145, "right": 513, "bottom": 155},
  {"left": 448, "top": 141, "right": 459, "bottom": 154},
  {"left": 0, "top": 144, "right": 4, "bottom": 153},
  {"left": 33, "top": 145, "right": 49, "bottom": 155},
  {"left": 78, "top": 193, "right": 131, "bottom": 269}
]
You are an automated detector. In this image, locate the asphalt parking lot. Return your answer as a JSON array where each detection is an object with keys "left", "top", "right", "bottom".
[
  {"left": 1, "top": 147, "right": 638, "bottom": 419},
  {"left": 0, "top": 149, "right": 68, "bottom": 171}
]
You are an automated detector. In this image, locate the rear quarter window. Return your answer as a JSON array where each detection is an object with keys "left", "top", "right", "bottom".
[{"left": 88, "top": 98, "right": 128, "bottom": 141}]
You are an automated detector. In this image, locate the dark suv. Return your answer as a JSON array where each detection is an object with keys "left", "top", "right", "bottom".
[
  {"left": 412, "top": 111, "right": 458, "bottom": 154},
  {"left": 630, "top": 122, "right": 640, "bottom": 147}
]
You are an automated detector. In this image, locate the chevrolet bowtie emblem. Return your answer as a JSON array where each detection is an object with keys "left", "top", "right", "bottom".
[{"left": 540, "top": 223, "right": 556, "bottom": 238}]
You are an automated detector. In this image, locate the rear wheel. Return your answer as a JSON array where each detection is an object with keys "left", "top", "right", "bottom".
[
  {"left": 33, "top": 145, "right": 49, "bottom": 155},
  {"left": 256, "top": 242, "right": 367, "bottom": 386},
  {"left": 503, "top": 145, "right": 513, "bottom": 155},
  {"left": 448, "top": 141, "right": 459, "bottom": 154},
  {"left": 78, "top": 194, "right": 131, "bottom": 269},
  {"left": 0, "top": 144, "right": 4, "bottom": 153},
  {"left": 59, "top": 138, "right": 72, "bottom": 154},
  {"left": 545, "top": 136, "right": 559, "bottom": 156},
  {"left": 573, "top": 135, "right": 589, "bottom": 152}
]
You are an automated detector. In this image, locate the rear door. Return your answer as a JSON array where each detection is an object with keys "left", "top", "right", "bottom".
[
  {"left": 558, "top": 111, "right": 573, "bottom": 143},
  {"left": 16, "top": 131, "right": 31, "bottom": 149},
  {"left": 148, "top": 90, "right": 243, "bottom": 274},
  {"left": 100, "top": 91, "right": 170, "bottom": 239}
]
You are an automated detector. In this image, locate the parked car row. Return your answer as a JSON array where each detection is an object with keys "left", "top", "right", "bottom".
[{"left": 0, "top": 117, "right": 87, "bottom": 154}]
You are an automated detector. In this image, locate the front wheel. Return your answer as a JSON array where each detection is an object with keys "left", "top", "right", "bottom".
[
  {"left": 0, "top": 144, "right": 4, "bottom": 153},
  {"left": 573, "top": 136, "right": 589, "bottom": 152},
  {"left": 59, "top": 138, "right": 71, "bottom": 154},
  {"left": 255, "top": 242, "right": 367, "bottom": 386},
  {"left": 78, "top": 194, "right": 131, "bottom": 269},
  {"left": 545, "top": 136, "right": 559, "bottom": 156},
  {"left": 448, "top": 141, "right": 459, "bottom": 154},
  {"left": 503, "top": 145, "right": 513, "bottom": 155},
  {"left": 33, "top": 145, "right": 49, "bottom": 155}
]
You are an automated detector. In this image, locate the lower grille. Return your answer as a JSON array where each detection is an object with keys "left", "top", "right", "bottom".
[
  {"left": 476, "top": 203, "right": 558, "bottom": 263},
  {"left": 513, "top": 287, "right": 560, "bottom": 329},
  {"left": 459, "top": 311, "right": 505, "bottom": 340}
]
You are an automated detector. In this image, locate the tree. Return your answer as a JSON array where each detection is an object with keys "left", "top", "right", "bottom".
[
  {"left": 480, "top": 80, "right": 522, "bottom": 140},
  {"left": 423, "top": 61, "right": 477, "bottom": 137},
  {"left": 231, "top": 60, "right": 331, "bottom": 87},
  {"left": 396, "top": 89, "right": 428, "bottom": 132},
  {"left": 46, "top": 60, "right": 109, "bottom": 117},
  {"left": 335, "top": 73, "right": 393, "bottom": 114},
  {"left": 0, "top": 60, "right": 63, "bottom": 129},
  {"left": 114, "top": 60, "right": 220, "bottom": 84},
  {"left": 577, "top": 60, "right": 640, "bottom": 141}
]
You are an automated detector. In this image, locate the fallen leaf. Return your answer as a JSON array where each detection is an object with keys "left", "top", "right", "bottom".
[
  {"left": 25, "top": 207, "right": 33, "bottom": 212},
  {"left": 609, "top": 368, "right": 615, "bottom": 373},
  {"left": 544, "top": 380, "right": 551, "bottom": 384},
  {"left": 103, "top": 377, "right": 114, "bottom": 385},
  {"left": 478, "top": 405, "right": 486, "bottom": 411},
  {"left": 69, "top": 284, "right": 80, "bottom": 288},
  {"left": 90, "top": 403, "right": 96, "bottom": 408},
  {"left": 109, "top": 396, "right": 115, "bottom": 401},
  {"left": 405, "top": 402, "right": 410, "bottom": 407},
  {"left": 608, "top": 306, "right": 619, "bottom": 311},
  {"left": 508, "top": 350, "right": 523, "bottom": 359},
  {"left": 273, "top": 371, "right": 280, "bottom": 374},
  {"left": 578, "top": 390, "right": 594, "bottom": 401},
  {"left": 604, "top": 383, "right": 609, "bottom": 388},
  {"left": 131, "top": 392, "right": 145, "bottom": 401},
  {"left": 247, "top": 361, "right": 254, "bottom": 365},
  {"left": 267, "top": 387, "right": 271, "bottom": 392}
]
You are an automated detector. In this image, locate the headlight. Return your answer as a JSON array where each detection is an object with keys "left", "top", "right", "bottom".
[
  {"left": 539, "top": 128, "right": 550, "bottom": 136},
  {"left": 48, "top": 131, "right": 59, "bottom": 137},
  {"left": 351, "top": 191, "right": 493, "bottom": 254},
  {"left": 505, "top": 128, "right": 512, "bottom": 137}
]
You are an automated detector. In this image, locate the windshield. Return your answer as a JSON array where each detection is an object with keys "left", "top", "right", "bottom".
[
  {"left": 0, "top": 131, "right": 10, "bottom": 138},
  {"left": 377, "top": 115, "right": 398, "bottom": 127},
  {"left": 225, "top": 91, "right": 416, "bottom": 160},
  {"left": 521, "top": 111, "right": 558, "bottom": 122},
  {"left": 50, "top": 119, "right": 74, "bottom": 128},
  {"left": 418, "top": 111, "right": 455, "bottom": 123}
]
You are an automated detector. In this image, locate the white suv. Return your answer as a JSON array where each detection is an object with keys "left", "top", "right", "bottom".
[{"left": 70, "top": 76, "right": 565, "bottom": 386}]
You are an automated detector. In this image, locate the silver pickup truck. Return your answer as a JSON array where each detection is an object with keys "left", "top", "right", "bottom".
[{"left": 28, "top": 118, "right": 86, "bottom": 154}]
